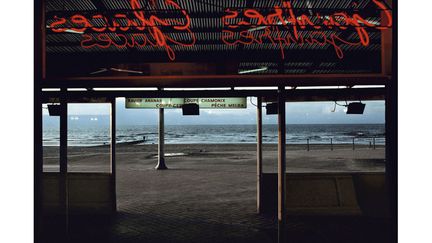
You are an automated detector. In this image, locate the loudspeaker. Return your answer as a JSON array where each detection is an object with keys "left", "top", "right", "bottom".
[
  {"left": 182, "top": 103, "right": 200, "bottom": 115},
  {"left": 266, "top": 103, "right": 278, "bottom": 115},
  {"left": 346, "top": 102, "right": 366, "bottom": 114},
  {"left": 47, "top": 104, "right": 61, "bottom": 116}
]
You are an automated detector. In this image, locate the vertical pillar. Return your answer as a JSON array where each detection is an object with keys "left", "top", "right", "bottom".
[
  {"left": 155, "top": 107, "right": 167, "bottom": 170},
  {"left": 256, "top": 97, "right": 263, "bottom": 213},
  {"left": 386, "top": 84, "right": 397, "bottom": 242},
  {"left": 59, "top": 89, "right": 68, "bottom": 237},
  {"left": 386, "top": 1, "right": 397, "bottom": 241},
  {"left": 110, "top": 98, "right": 117, "bottom": 212},
  {"left": 34, "top": 91, "right": 43, "bottom": 240},
  {"left": 277, "top": 87, "right": 286, "bottom": 243},
  {"left": 34, "top": 0, "right": 45, "bottom": 238}
]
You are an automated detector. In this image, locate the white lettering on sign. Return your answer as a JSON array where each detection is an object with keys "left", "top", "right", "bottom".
[{"left": 126, "top": 98, "right": 247, "bottom": 109}]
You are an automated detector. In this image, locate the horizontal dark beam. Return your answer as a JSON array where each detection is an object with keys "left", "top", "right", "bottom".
[
  {"left": 41, "top": 88, "right": 386, "bottom": 102},
  {"left": 46, "top": 49, "right": 381, "bottom": 67},
  {"left": 264, "top": 88, "right": 386, "bottom": 102},
  {"left": 41, "top": 74, "right": 390, "bottom": 88}
]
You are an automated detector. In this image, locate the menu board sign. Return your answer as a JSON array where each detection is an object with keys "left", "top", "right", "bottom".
[{"left": 126, "top": 98, "right": 247, "bottom": 109}]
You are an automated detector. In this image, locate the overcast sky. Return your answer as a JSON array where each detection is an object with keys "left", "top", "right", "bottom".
[{"left": 43, "top": 98, "right": 385, "bottom": 125}]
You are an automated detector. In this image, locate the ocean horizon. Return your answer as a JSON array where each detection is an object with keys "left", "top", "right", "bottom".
[{"left": 43, "top": 123, "right": 385, "bottom": 147}]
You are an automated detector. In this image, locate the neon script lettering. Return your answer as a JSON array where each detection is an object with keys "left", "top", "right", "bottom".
[
  {"left": 222, "top": 0, "right": 392, "bottom": 59},
  {"left": 49, "top": 0, "right": 392, "bottom": 61},
  {"left": 49, "top": 0, "right": 196, "bottom": 61}
]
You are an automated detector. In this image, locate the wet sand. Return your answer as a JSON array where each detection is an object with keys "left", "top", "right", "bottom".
[{"left": 43, "top": 143, "right": 385, "bottom": 173}]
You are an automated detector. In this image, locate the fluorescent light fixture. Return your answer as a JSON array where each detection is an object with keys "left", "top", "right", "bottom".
[
  {"left": 297, "top": 85, "right": 385, "bottom": 90},
  {"left": 91, "top": 67, "right": 143, "bottom": 75},
  {"left": 306, "top": 0, "right": 313, "bottom": 15},
  {"left": 297, "top": 86, "right": 343, "bottom": 89},
  {"left": 90, "top": 68, "right": 108, "bottom": 75},
  {"left": 360, "top": 19, "right": 380, "bottom": 25},
  {"left": 164, "top": 88, "right": 231, "bottom": 91},
  {"left": 352, "top": 85, "right": 385, "bottom": 89},
  {"left": 248, "top": 16, "right": 308, "bottom": 32},
  {"left": 247, "top": 25, "right": 268, "bottom": 32},
  {"left": 110, "top": 68, "right": 143, "bottom": 74},
  {"left": 46, "top": 25, "right": 84, "bottom": 34},
  {"left": 42, "top": 88, "right": 61, "bottom": 91},
  {"left": 64, "top": 29, "right": 85, "bottom": 34},
  {"left": 248, "top": 18, "right": 292, "bottom": 32},
  {"left": 234, "top": 86, "right": 278, "bottom": 90},
  {"left": 238, "top": 67, "right": 268, "bottom": 74},
  {"left": 93, "top": 87, "right": 158, "bottom": 91}
]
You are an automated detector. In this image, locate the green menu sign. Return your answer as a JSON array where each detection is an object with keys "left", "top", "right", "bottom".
[{"left": 126, "top": 98, "right": 247, "bottom": 109}]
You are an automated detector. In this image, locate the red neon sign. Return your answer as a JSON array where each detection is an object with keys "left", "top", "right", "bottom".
[
  {"left": 49, "top": 0, "right": 196, "bottom": 61},
  {"left": 222, "top": 0, "right": 392, "bottom": 59},
  {"left": 49, "top": 0, "right": 392, "bottom": 61}
]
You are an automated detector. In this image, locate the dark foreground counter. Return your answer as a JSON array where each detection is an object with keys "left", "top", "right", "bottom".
[
  {"left": 261, "top": 172, "right": 389, "bottom": 217},
  {"left": 42, "top": 172, "right": 115, "bottom": 215},
  {"left": 41, "top": 171, "right": 388, "bottom": 218}
]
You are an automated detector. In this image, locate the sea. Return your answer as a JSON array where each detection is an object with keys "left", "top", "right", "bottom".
[{"left": 43, "top": 124, "right": 385, "bottom": 147}]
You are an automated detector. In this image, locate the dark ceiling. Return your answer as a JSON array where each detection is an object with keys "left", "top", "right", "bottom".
[{"left": 44, "top": 0, "right": 389, "bottom": 77}]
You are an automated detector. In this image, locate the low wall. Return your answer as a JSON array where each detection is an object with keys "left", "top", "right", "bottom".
[
  {"left": 42, "top": 172, "right": 115, "bottom": 215},
  {"left": 352, "top": 173, "right": 390, "bottom": 217},
  {"left": 261, "top": 172, "right": 389, "bottom": 217}
]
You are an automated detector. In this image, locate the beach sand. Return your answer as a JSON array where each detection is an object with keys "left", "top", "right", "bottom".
[
  {"left": 41, "top": 144, "right": 388, "bottom": 243},
  {"left": 43, "top": 143, "right": 385, "bottom": 173}
]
